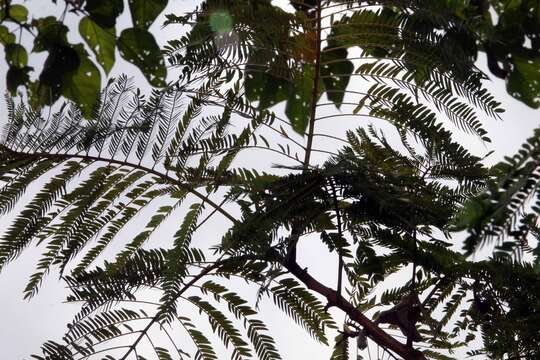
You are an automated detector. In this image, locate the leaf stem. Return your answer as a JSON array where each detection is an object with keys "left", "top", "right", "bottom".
[
  {"left": 0, "top": 144, "right": 239, "bottom": 225},
  {"left": 302, "top": 0, "right": 323, "bottom": 170},
  {"left": 118, "top": 256, "right": 252, "bottom": 360},
  {"left": 328, "top": 177, "right": 344, "bottom": 299}
]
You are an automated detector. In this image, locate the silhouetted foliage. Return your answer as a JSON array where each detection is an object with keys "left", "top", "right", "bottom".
[{"left": 0, "top": 1, "right": 539, "bottom": 359}]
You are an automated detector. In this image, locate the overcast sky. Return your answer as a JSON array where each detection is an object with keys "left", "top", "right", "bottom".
[{"left": 0, "top": 1, "right": 539, "bottom": 359}]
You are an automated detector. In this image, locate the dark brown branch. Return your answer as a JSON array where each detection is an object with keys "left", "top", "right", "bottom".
[
  {"left": 281, "top": 255, "right": 426, "bottom": 360},
  {"left": 288, "top": 0, "right": 323, "bottom": 271}
]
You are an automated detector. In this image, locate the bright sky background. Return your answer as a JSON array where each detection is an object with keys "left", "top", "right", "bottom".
[{"left": 0, "top": 1, "right": 539, "bottom": 359}]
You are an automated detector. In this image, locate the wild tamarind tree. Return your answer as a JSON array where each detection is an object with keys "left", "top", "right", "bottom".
[{"left": 0, "top": 0, "right": 540, "bottom": 359}]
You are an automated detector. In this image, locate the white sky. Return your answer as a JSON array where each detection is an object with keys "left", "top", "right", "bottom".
[{"left": 0, "top": 1, "right": 539, "bottom": 359}]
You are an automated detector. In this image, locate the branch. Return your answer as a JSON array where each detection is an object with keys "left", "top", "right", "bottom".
[
  {"left": 328, "top": 177, "right": 344, "bottom": 298},
  {"left": 302, "top": 0, "right": 322, "bottom": 169},
  {"left": 119, "top": 255, "right": 257, "bottom": 360},
  {"left": 281, "top": 256, "right": 426, "bottom": 360},
  {"left": 0, "top": 144, "right": 239, "bottom": 225}
]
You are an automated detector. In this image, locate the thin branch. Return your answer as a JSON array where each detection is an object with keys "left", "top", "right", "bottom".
[
  {"left": 118, "top": 255, "right": 259, "bottom": 360},
  {"left": 328, "top": 177, "right": 344, "bottom": 299},
  {"left": 0, "top": 144, "right": 239, "bottom": 225},
  {"left": 302, "top": 0, "right": 323, "bottom": 170}
]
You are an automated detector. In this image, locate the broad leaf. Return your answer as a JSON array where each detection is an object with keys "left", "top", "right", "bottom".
[
  {"left": 321, "top": 47, "right": 353, "bottom": 109},
  {"left": 0, "top": 25, "right": 15, "bottom": 45},
  {"left": 285, "top": 64, "right": 317, "bottom": 134},
  {"left": 507, "top": 56, "right": 540, "bottom": 108},
  {"left": 79, "top": 16, "right": 116, "bottom": 74},
  {"left": 244, "top": 45, "right": 293, "bottom": 109},
  {"left": 5, "top": 43, "right": 27, "bottom": 68},
  {"left": 32, "top": 17, "right": 69, "bottom": 52},
  {"left": 38, "top": 45, "right": 80, "bottom": 105},
  {"left": 1, "top": 4, "right": 28, "bottom": 22},
  {"left": 118, "top": 27, "right": 167, "bottom": 87},
  {"left": 244, "top": 65, "right": 290, "bottom": 109},
  {"left": 62, "top": 44, "right": 101, "bottom": 118},
  {"left": 128, "top": 0, "right": 168, "bottom": 29},
  {"left": 85, "top": 0, "right": 124, "bottom": 28},
  {"left": 6, "top": 65, "right": 31, "bottom": 95}
]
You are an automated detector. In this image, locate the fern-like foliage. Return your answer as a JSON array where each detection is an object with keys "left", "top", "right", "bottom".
[
  {"left": 1, "top": 1, "right": 531, "bottom": 360},
  {"left": 453, "top": 127, "right": 540, "bottom": 258}
]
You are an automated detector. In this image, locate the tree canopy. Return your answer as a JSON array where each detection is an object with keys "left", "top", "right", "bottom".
[
  {"left": 0, "top": 1, "right": 539, "bottom": 359},
  {"left": 1, "top": 0, "right": 539, "bottom": 115}
]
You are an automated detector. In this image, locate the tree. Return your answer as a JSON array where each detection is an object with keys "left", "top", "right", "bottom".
[
  {"left": 0, "top": 0, "right": 539, "bottom": 359},
  {"left": 1, "top": 0, "right": 539, "bottom": 112}
]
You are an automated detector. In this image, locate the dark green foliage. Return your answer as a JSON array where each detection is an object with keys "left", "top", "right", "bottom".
[
  {"left": 85, "top": 0, "right": 124, "bottom": 28},
  {"left": 117, "top": 27, "right": 167, "bottom": 87},
  {"left": 0, "top": 1, "right": 538, "bottom": 360},
  {"left": 128, "top": 0, "right": 168, "bottom": 30},
  {"left": 0, "top": 0, "right": 169, "bottom": 114},
  {"left": 330, "top": 333, "right": 349, "bottom": 360},
  {"left": 455, "top": 127, "right": 540, "bottom": 257},
  {"left": 79, "top": 16, "right": 116, "bottom": 74},
  {"left": 366, "top": 0, "right": 540, "bottom": 108},
  {"left": 270, "top": 278, "right": 337, "bottom": 344}
]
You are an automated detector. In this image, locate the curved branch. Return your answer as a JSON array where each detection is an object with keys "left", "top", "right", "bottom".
[
  {"left": 0, "top": 144, "right": 239, "bottom": 225},
  {"left": 279, "top": 253, "right": 426, "bottom": 360},
  {"left": 117, "top": 255, "right": 257, "bottom": 360}
]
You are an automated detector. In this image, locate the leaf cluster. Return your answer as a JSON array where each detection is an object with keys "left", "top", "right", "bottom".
[
  {"left": 0, "top": 0, "right": 168, "bottom": 116},
  {"left": 0, "top": 1, "right": 538, "bottom": 360}
]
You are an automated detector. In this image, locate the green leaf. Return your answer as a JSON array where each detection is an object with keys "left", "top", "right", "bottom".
[
  {"left": 32, "top": 17, "right": 69, "bottom": 52},
  {"left": 321, "top": 47, "right": 353, "bottom": 109},
  {"left": 62, "top": 44, "right": 101, "bottom": 118},
  {"left": 128, "top": 0, "right": 168, "bottom": 29},
  {"left": 245, "top": 68, "right": 290, "bottom": 109},
  {"left": 6, "top": 65, "right": 31, "bottom": 95},
  {"left": 329, "top": 9, "right": 399, "bottom": 54},
  {"left": 79, "top": 16, "right": 116, "bottom": 74},
  {"left": 0, "top": 25, "right": 15, "bottom": 45},
  {"left": 451, "top": 198, "right": 488, "bottom": 232},
  {"left": 330, "top": 333, "right": 349, "bottom": 360},
  {"left": 85, "top": 0, "right": 124, "bottom": 28},
  {"left": 5, "top": 43, "right": 28, "bottom": 68},
  {"left": 507, "top": 56, "right": 540, "bottom": 108},
  {"left": 117, "top": 27, "right": 166, "bottom": 87},
  {"left": 285, "top": 64, "right": 316, "bottom": 134},
  {"left": 38, "top": 45, "right": 80, "bottom": 105},
  {"left": 1, "top": 4, "right": 28, "bottom": 22}
]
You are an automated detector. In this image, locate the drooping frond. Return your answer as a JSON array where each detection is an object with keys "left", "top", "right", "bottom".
[
  {"left": 0, "top": 73, "right": 279, "bottom": 299},
  {"left": 453, "top": 127, "right": 540, "bottom": 257},
  {"left": 34, "top": 253, "right": 290, "bottom": 360},
  {"left": 0, "top": 1, "right": 525, "bottom": 360},
  {"left": 270, "top": 277, "right": 337, "bottom": 344}
]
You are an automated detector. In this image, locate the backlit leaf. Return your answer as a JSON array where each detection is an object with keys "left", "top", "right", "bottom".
[
  {"left": 79, "top": 16, "right": 116, "bottom": 74},
  {"left": 118, "top": 27, "right": 166, "bottom": 87},
  {"left": 128, "top": 0, "right": 168, "bottom": 29}
]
